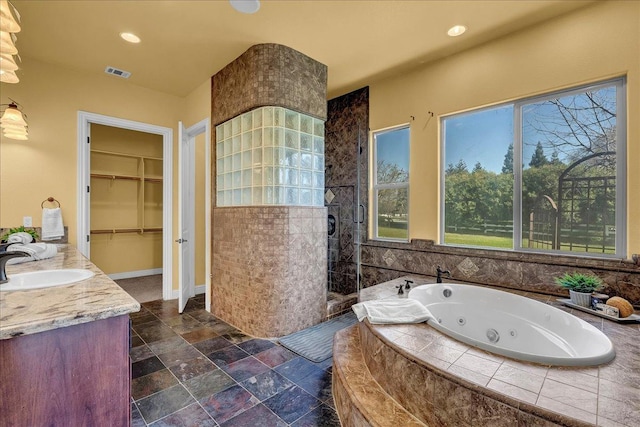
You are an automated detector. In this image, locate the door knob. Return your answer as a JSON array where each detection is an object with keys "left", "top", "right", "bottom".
[{"left": 175, "top": 238, "right": 188, "bottom": 243}]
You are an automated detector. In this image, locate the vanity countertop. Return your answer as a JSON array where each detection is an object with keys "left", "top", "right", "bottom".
[{"left": 0, "top": 244, "right": 140, "bottom": 339}]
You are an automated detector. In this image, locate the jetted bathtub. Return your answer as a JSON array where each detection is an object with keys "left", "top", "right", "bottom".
[{"left": 408, "top": 283, "right": 615, "bottom": 366}]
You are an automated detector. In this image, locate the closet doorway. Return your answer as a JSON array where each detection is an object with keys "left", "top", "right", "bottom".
[{"left": 77, "top": 112, "right": 173, "bottom": 301}]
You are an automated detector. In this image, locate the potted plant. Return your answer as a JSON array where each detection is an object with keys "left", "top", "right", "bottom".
[{"left": 554, "top": 272, "right": 603, "bottom": 307}]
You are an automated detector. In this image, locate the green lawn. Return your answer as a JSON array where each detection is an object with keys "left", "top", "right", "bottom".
[
  {"left": 444, "top": 233, "right": 513, "bottom": 249},
  {"left": 378, "top": 226, "right": 408, "bottom": 239}
]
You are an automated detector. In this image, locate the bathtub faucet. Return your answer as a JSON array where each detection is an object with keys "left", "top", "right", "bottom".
[{"left": 436, "top": 266, "right": 451, "bottom": 283}]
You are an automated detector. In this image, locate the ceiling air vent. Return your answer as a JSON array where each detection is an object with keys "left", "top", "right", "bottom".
[{"left": 105, "top": 66, "right": 131, "bottom": 79}]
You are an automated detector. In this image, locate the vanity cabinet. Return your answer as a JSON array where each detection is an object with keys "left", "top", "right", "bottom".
[{"left": 0, "top": 315, "right": 131, "bottom": 426}]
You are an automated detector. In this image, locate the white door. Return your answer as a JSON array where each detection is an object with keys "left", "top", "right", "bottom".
[{"left": 178, "top": 121, "right": 195, "bottom": 313}]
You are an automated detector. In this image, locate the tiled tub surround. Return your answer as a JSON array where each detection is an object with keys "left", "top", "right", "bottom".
[
  {"left": 212, "top": 206, "right": 327, "bottom": 337},
  {"left": 361, "top": 239, "right": 640, "bottom": 306},
  {"left": 0, "top": 244, "right": 140, "bottom": 338},
  {"left": 333, "top": 276, "right": 640, "bottom": 427},
  {"left": 215, "top": 106, "right": 325, "bottom": 207}
]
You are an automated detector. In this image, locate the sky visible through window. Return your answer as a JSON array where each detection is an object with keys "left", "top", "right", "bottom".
[
  {"left": 444, "top": 105, "right": 513, "bottom": 173},
  {"left": 376, "top": 126, "right": 410, "bottom": 173}
]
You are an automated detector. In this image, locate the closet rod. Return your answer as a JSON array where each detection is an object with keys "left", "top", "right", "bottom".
[{"left": 90, "top": 227, "right": 163, "bottom": 235}]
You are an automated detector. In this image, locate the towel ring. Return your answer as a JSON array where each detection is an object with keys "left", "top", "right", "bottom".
[{"left": 41, "top": 197, "right": 61, "bottom": 208}]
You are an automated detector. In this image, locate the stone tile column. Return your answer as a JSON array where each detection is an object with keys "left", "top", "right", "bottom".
[{"left": 211, "top": 44, "right": 328, "bottom": 337}]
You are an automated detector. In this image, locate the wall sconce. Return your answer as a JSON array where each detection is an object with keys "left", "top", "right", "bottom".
[
  {"left": 0, "top": 101, "right": 28, "bottom": 140},
  {"left": 0, "top": 0, "right": 21, "bottom": 84}
]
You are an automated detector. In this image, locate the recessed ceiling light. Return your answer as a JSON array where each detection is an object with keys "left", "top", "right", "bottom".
[
  {"left": 447, "top": 25, "right": 467, "bottom": 37},
  {"left": 120, "top": 32, "right": 141, "bottom": 44},
  {"left": 230, "top": 0, "right": 260, "bottom": 14}
]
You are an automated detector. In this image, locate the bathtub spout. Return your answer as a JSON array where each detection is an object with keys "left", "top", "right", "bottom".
[{"left": 436, "top": 266, "right": 451, "bottom": 283}]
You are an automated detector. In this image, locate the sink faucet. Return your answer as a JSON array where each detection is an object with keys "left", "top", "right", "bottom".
[
  {"left": 0, "top": 244, "right": 30, "bottom": 284},
  {"left": 436, "top": 266, "right": 451, "bottom": 283}
]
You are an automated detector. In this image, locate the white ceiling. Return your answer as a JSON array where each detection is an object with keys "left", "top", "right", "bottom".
[{"left": 11, "top": 0, "right": 593, "bottom": 99}]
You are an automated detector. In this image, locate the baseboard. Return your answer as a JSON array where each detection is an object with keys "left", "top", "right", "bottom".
[
  {"left": 170, "top": 284, "right": 206, "bottom": 300},
  {"left": 108, "top": 268, "right": 163, "bottom": 281}
]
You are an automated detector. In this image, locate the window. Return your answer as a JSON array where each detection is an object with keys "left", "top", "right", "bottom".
[
  {"left": 372, "top": 125, "right": 410, "bottom": 241},
  {"left": 442, "top": 78, "right": 626, "bottom": 257}
]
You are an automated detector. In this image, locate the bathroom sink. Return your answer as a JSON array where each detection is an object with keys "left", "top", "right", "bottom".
[{"left": 0, "top": 269, "right": 95, "bottom": 291}]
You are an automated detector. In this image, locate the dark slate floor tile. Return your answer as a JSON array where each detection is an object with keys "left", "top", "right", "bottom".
[
  {"left": 274, "top": 357, "right": 325, "bottom": 384},
  {"left": 222, "top": 331, "right": 252, "bottom": 344},
  {"left": 131, "top": 403, "right": 146, "bottom": 427},
  {"left": 130, "top": 311, "right": 158, "bottom": 326},
  {"left": 255, "top": 346, "right": 298, "bottom": 368},
  {"left": 163, "top": 314, "right": 203, "bottom": 334},
  {"left": 157, "top": 344, "right": 202, "bottom": 368},
  {"left": 238, "top": 338, "right": 277, "bottom": 355},
  {"left": 207, "top": 345, "right": 249, "bottom": 367},
  {"left": 131, "top": 368, "right": 179, "bottom": 401},
  {"left": 290, "top": 403, "right": 341, "bottom": 427},
  {"left": 148, "top": 336, "right": 188, "bottom": 356},
  {"left": 135, "top": 322, "right": 179, "bottom": 343},
  {"left": 181, "top": 327, "right": 220, "bottom": 343},
  {"left": 293, "top": 367, "right": 333, "bottom": 402},
  {"left": 241, "top": 370, "right": 294, "bottom": 401},
  {"left": 148, "top": 402, "right": 216, "bottom": 427},
  {"left": 131, "top": 334, "right": 145, "bottom": 348},
  {"left": 221, "top": 356, "right": 271, "bottom": 382},
  {"left": 209, "top": 321, "right": 238, "bottom": 335},
  {"left": 193, "top": 336, "right": 232, "bottom": 354},
  {"left": 188, "top": 309, "right": 219, "bottom": 323},
  {"left": 184, "top": 296, "right": 205, "bottom": 312},
  {"left": 130, "top": 344, "right": 155, "bottom": 363},
  {"left": 199, "top": 384, "right": 260, "bottom": 424},
  {"left": 263, "top": 385, "right": 320, "bottom": 424},
  {"left": 219, "top": 403, "right": 287, "bottom": 427},
  {"left": 168, "top": 355, "right": 216, "bottom": 382},
  {"left": 136, "top": 384, "right": 195, "bottom": 424},
  {"left": 132, "top": 356, "right": 165, "bottom": 379},
  {"left": 182, "top": 369, "right": 236, "bottom": 400}
]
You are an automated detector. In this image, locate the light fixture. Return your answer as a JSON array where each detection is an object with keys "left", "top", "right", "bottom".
[
  {"left": 0, "top": 100, "right": 28, "bottom": 140},
  {"left": 447, "top": 25, "right": 467, "bottom": 37},
  {"left": 0, "top": 68, "right": 18, "bottom": 83},
  {"left": 119, "top": 32, "right": 141, "bottom": 43},
  {"left": 0, "top": 30, "right": 17, "bottom": 55},
  {"left": 0, "top": 52, "right": 18, "bottom": 71},
  {"left": 0, "top": 1, "right": 21, "bottom": 33},
  {"left": 229, "top": 0, "right": 260, "bottom": 14}
]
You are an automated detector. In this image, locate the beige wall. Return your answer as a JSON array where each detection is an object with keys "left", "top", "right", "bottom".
[
  {"left": 0, "top": 57, "right": 211, "bottom": 290},
  {"left": 369, "top": 0, "right": 640, "bottom": 257}
]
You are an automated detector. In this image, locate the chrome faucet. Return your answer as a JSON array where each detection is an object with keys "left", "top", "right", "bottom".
[
  {"left": 0, "top": 243, "right": 30, "bottom": 284},
  {"left": 436, "top": 266, "right": 451, "bottom": 283}
]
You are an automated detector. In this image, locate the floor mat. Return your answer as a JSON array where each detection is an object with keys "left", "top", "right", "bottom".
[{"left": 278, "top": 311, "right": 358, "bottom": 363}]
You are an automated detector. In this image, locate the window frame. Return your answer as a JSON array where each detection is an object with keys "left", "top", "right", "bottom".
[
  {"left": 440, "top": 77, "right": 627, "bottom": 258},
  {"left": 371, "top": 123, "right": 411, "bottom": 242}
]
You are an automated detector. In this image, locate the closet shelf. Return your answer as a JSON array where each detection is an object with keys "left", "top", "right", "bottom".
[
  {"left": 91, "top": 149, "right": 163, "bottom": 161},
  {"left": 91, "top": 173, "right": 142, "bottom": 181},
  {"left": 90, "top": 227, "right": 162, "bottom": 235}
]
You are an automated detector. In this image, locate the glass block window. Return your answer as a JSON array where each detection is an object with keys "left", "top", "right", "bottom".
[{"left": 216, "top": 106, "right": 325, "bottom": 206}]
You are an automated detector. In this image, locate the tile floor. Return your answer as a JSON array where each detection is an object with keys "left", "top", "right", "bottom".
[{"left": 130, "top": 294, "right": 341, "bottom": 426}]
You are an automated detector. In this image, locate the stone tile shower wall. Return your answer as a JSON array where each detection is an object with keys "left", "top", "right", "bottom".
[
  {"left": 361, "top": 239, "right": 640, "bottom": 304},
  {"left": 325, "top": 87, "right": 369, "bottom": 295},
  {"left": 215, "top": 107, "right": 325, "bottom": 207},
  {"left": 211, "top": 44, "right": 328, "bottom": 337}
]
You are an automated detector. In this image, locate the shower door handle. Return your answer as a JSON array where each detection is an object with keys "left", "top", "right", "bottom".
[{"left": 354, "top": 204, "right": 365, "bottom": 224}]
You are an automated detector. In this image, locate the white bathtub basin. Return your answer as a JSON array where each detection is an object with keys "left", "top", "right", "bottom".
[
  {"left": 409, "top": 283, "right": 615, "bottom": 366},
  {"left": 0, "top": 269, "right": 95, "bottom": 291}
]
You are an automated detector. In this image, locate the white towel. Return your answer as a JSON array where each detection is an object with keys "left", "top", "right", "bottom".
[
  {"left": 7, "top": 232, "right": 34, "bottom": 244},
  {"left": 41, "top": 207, "right": 64, "bottom": 241},
  {"left": 351, "top": 299, "right": 435, "bottom": 324},
  {"left": 6, "top": 243, "right": 58, "bottom": 265}
]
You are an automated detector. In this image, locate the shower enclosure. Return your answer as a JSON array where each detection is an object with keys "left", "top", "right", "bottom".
[{"left": 324, "top": 87, "right": 369, "bottom": 318}]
